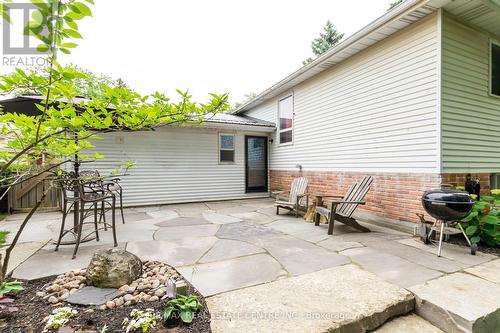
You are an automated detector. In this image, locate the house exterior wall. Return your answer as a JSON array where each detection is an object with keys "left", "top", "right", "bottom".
[
  {"left": 247, "top": 13, "right": 440, "bottom": 174},
  {"left": 271, "top": 170, "right": 441, "bottom": 222},
  {"left": 86, "top": 127, "right": 268, "bottom": 207},
  {"left": 245, "top": 14, "right": 441, "bottom": 223},
  {"left": 441, "top": 14, "right": 500, "bottom": 174}
]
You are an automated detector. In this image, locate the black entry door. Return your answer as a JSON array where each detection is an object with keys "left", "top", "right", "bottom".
[{"left": 245, "top": 136, "right": 268, "bottom": 193}]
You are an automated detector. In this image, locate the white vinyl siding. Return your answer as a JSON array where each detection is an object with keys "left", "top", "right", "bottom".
[
  {"left": 441, "top": 15, "right": 500, "bottom": 173},
  {"left": 244, "top": 14, "right": 440, "bottom": 173},
  {"left": 86, "top": 128, "right": 266, "bottom": 206},
  {"left": 244, "top": 99, "right": 277, "bottom": 124}
]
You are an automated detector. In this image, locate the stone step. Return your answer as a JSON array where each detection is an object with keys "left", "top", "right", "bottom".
[
  {"left": 409, "top": 272, "right": 500, "bottom": 333},
  {"left": 373, "top": 314, "right": 444, "bottom": 332},
  {"left": 207, "top": 264, "right": 414, "bottom": 333}
]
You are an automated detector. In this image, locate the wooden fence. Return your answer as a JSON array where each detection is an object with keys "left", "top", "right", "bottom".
[{"left": 8, "top": 173, "right": 61, "bottom": 212}]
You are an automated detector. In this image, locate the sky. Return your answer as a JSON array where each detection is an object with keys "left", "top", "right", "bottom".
[{"left": 2, "top": 0, "right": 395, "bottom": 104}]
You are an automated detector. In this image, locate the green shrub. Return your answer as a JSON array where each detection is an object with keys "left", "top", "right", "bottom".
[
  {"left": 0, "top": 281, "right": 23, "bottom": 297},
  {"left": 163, "top": 294, "right": 203, "bottom": 324},
  {"left": 459, "top": 190, "right": 500, "bottom": 247}
]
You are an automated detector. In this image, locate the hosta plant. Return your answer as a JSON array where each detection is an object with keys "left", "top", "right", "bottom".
[
  {"left": 458, "top": 190, "right": 500, "bottom": 247},
  {"left": 43, "top": 307, "right": 78, "bottom": 332},
  {"left": 0, "top": 281, "right": 23, "bottom": 297},
  {"left": 122, "top": 308, "right": 158, "bottom": 333},
  {"left": 163, "top": 294, "right": 203, "bottom": 324}
]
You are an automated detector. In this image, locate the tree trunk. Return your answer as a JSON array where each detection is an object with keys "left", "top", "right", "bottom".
[{"left": 1, "top": 186, "right": 51, "bottom": 282}]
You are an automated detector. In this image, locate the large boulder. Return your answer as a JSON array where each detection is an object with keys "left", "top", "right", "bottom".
[{"left": 86, "top": 249, "right": 142, "bottom": 288}]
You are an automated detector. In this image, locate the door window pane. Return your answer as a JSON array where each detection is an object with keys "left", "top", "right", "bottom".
[{"left": 247, "top": 137, "right": 267, "bottom": 190}]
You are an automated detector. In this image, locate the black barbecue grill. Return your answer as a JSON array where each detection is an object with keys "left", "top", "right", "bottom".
[{"left": 421, "top": 189, "right": 476, "bottom": 256}]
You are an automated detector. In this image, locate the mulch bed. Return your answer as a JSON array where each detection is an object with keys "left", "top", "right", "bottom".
[
  {"left": 447, "top": 236, "right": 500, "bottom": 256},
  {"left": 1, "top": 276, "right": 211, "bottom": 333}
]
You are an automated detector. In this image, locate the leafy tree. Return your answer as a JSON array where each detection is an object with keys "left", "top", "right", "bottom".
[
  {"left": 14, "top": 64, "right": 130, "bottom": 98},
  {"left": 388, "top": 0, "right": 404, "bottom": 11},
  {"left": 232, "top": 92, "right": 256, "bottom": 110},
  {"left": 0, "top": 0, "right": 228, "bottom": 281},
  {"left": 303, "top": 20, "right": 344, "bottom": 65}
]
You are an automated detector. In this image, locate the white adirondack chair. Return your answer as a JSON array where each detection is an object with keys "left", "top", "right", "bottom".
[
  {"left": 273, "top": 177, "right": 309, "bottom": 217},
  {"left": 315, "top": 176, "right": 373, "bottom": 234}
]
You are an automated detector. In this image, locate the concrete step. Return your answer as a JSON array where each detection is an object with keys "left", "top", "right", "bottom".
[
  {"left": 207, "top": 264, "right": 414, "bottom": 333},
  {"left": 373, "top": 314, "right": 444, "bottom": 332},
  {"left": 409, "top": 271, "right": 500, "bottom": 333}
]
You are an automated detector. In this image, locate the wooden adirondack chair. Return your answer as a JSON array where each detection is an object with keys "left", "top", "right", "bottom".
[
  {"left": 314, "top": 176, "right": 373, "bottom": 234},
  {"left": 274, "top": 177, "right": 309, "bottom": 217}
]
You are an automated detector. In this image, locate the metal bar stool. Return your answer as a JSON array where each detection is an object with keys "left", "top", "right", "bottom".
[
  {"left": 80, "top": 170, "right": 125, "bottom": 225},
  {"left": 54, "top": 171, "right": 118, "bottom": 259}
]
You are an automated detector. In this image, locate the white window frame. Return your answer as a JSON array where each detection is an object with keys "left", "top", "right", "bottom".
[
  {"left": 219, "top": 133, "right": 235, "bottom": 164},
  {"left": 489, "top": 39, "right": 500, "bottom": 98},
  {"left": 277, "top": 93, "right": 294, "bottom": 145}
]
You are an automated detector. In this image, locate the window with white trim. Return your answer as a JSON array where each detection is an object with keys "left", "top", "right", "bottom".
[
  {"left": 278, "top": 95, "right": 293, "bottom": 144},
  {"left": 219, "top": 133, "right": 235, "bottom": 163},
  {"left": 491, "top": 41, "right": 500, "bottom": 97}
]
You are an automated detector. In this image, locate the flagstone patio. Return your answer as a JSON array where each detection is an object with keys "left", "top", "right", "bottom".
[{"left": 3, "top": 198, "right": 500, "bottom": 332}]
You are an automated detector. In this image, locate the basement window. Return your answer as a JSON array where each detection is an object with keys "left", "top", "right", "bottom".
[
  {"left": 278, "top": 95, "right": 293, "bottom": 144},
  {"left": 491, "top": 41, "right": 500, "bottom": 97},
  {"left": 219, "top": 133, "right": 235, "bottom": 163}
]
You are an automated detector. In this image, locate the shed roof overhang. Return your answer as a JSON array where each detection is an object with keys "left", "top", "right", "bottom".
[{"left": 0, "top": 96, "right": 276, "bottom": 133}]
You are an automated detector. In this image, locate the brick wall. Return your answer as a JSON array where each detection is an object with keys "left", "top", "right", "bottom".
[
  {"left": 441, "top": 173, "right": 491, "bottom": 195},
  {"left": 270, "top": 170, "right": 441, "bottom": 223}
]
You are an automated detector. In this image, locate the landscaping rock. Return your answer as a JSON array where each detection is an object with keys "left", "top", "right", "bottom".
[
  {"left": 65, "top": 286, "right": 120, "bottom": 306},
  {"left": 86, "top": 249, "right": 142, "bottom": 288},
  {"left": 207, "top": 264, "right": 414, "bottom": 333},
  {"left": 410, "top": 272, "right": 500, "bottom": 333}
]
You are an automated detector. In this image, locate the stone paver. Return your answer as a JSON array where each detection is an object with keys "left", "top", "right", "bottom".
[
  {"left": 216, "top": 222, "right": 283, "bottom": 244},
  {"left": 202, "top": 212, "right": 242, "bottom": 225},
  {"left": 66, "top": 286, "right": 119, "bottom": 306},
  {"left": 154, "top": 217, "right": 210, "bottom": 227},
  {"left": 398, "top": 238, "right": 496, "bottom": 266},
  {"left": 410, "top": 272, "right": 500, "bottom": 333},
  {"left": 261, "top": 235, "right": 351, "bottom": 276},
  {"left": 373, "top": 314, "right": 444, "bottom": 333},
  {"left": 341, "top": 247, "right": 443, "bottom": 288},
  {"left": 363, "top": 238, "right": 467, "bottom": 273},
  {"left": 266, "top": 219, "right": 330, "bottom": 243},
  {"left": 199, "top": 239, "right": 265, "bottom": 264},
  {"left": 316, "top": 239, "right": 364, "bottom": 252},
  {"left": 216, "top": 205, "right": 258, "bottom": 215},
  {"left": 465, "top": 259, "right": 500, "bottom": 284},
  {"left": 145, "top": 209, "right": 178, "bottom": 220},
  {"left": 178, "top": 253, "right": 284, "bottom": 296},
  {"left": 0, "top": 241, "right": 46, "bottom": 274},
  {"left": 126, "top": 237, "right": 217, "bottom": 267},
  {"left": 2, "top": 219, "right": 56, "bottom": 244},
  {"left": 229, "top": 211, "right": 274, "bottom": 224},
  {"left": 168, "top": 202, "right": 210, "bottom": 216},
  {"left": 6, "top": 197, "right": 500, "bottom": 333},
  {"left": 205, "top": 201, "right": 240, "bottom": 210},
  {"left": 207, "top": 264, "right": 414, "bottom": 333},
  {"left": 12, "top": 244, "right": 125, "bottom": 280},
  {"left": 154, "top": 224, "right": 219, "bottom": 240},
  {"left": 78, "top": 223, "right": 157, "bottom": 246}
]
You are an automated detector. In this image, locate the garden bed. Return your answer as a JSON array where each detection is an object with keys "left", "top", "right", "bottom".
[
  {"left": 1, "top": 276, "right": 211, "bottom": 333},
  {"left": 447, "top": 236, "right": 500, "bottom": 256}
]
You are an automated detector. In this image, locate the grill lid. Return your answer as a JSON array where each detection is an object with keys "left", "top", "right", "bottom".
[{"left": 422, "top": 189, "right": 473, "bottom": 204}]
